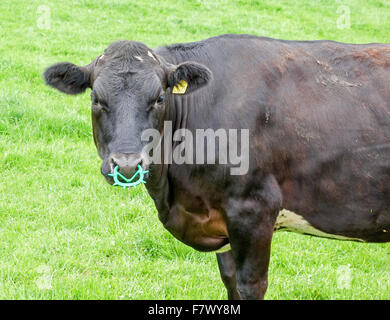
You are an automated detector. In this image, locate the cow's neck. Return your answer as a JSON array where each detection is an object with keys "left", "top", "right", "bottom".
[
  {"left": 141, "top": 95, "right": 183, "bottom": 224},
  {"left": 145, "top": 46, "right": 213, "bottom": 222}
]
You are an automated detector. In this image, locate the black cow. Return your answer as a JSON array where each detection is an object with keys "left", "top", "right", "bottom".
[{"left": 44, "top": 34, "right": 390, "bottom": 299}]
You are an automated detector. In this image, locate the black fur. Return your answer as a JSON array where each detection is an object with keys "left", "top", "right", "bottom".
[
  {"left": 167, "top": 61, "right": 212, "bottom": 94},
  {"left": 43, "top": 62, "right": 90, "bottom": 95}
]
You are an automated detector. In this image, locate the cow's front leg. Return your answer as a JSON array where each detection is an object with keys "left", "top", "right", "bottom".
[
  {"left": 216, "top": 251, "right": 241, "bottom": 300},
  {"left": 226, "top": 174, "right": 282, "bottom": 300}
]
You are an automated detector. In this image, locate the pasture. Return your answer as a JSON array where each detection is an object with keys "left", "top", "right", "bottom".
[{"left": 0, "top": 0, "right": 390, "bottom": 299}]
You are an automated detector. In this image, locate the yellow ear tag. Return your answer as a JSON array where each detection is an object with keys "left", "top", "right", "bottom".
[{"left": 172, "top": 80, "right": 188, "bottom": 94}]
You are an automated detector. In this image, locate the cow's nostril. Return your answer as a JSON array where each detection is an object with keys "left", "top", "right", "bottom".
[
  {"left": 137, "top": 159, "right": 144, "bottom": 170},
  {"left": 109, "top": 157, "right": 118, "bottom": 173}
]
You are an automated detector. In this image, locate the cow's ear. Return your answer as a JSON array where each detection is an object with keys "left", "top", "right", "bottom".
[
  {"left": 167, "top": 61, "right": 211, "bottom": 95},
  {"left": 43, "top": 62, "right": 91, "bottom": 95}
]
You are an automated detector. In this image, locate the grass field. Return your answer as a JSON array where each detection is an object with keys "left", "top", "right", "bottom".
[{"left": 1, "top": 0, "right": 390, "bottom": 299}]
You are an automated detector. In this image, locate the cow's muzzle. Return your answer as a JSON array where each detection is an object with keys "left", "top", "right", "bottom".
[{"left": 108, "top": 153, "right": 146, "bottom": 180}]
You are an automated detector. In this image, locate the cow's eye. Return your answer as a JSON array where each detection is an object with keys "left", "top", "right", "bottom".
[
  {"left": 156, "top": 94, "right": 165, "bottom": 104},
  {"left": 101, "top": 104, "right": 110, "bottom": 113},
  {"left": 91, "top": 92, "right": 98, "bottom": 105}
]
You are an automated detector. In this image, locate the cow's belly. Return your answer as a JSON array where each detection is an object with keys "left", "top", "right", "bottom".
[
  {"left": 273, "top": 209, "right": 364, "bottom": 241},
  {"left": 215, "top": 209, "right": 364, "bottom": 253}
]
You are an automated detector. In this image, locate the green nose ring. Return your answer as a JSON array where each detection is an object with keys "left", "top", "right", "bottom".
[{"left": 108, "top": 164, "right": 149, "bottom": 189}]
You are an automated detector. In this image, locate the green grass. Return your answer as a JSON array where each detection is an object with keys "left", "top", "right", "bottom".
[{"left": 1, "top": 0, "right": 390, "bottom": 299}]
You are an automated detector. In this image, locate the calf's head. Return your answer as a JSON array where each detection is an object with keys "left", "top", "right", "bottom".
[{"left": 44, "top": 40, "right": 211, "bottom": 183}]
